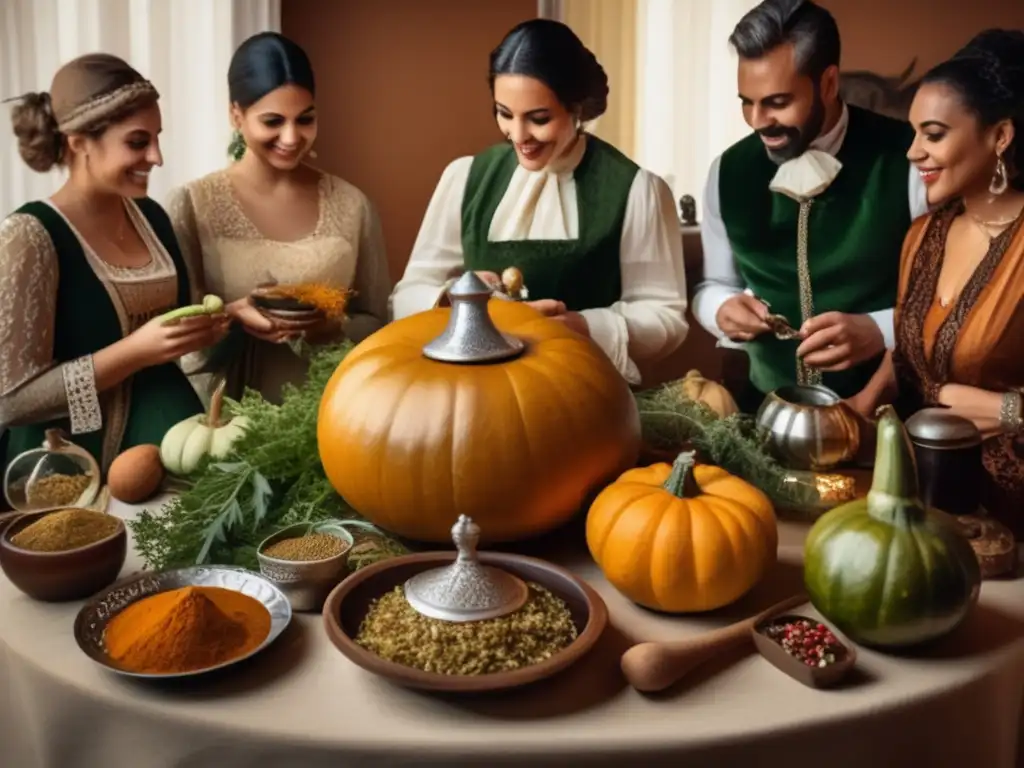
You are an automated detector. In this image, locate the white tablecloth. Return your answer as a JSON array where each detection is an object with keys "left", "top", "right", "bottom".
[{"left": 3, "top": 497, "right": 1024, "bottom": 768}]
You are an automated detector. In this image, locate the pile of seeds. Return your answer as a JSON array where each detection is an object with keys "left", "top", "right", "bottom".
[
  {"left": 763, "top": 618, "right": 845, "bottom": 667},
  {"left": 11, "top": 508, "right": 119, "bottom": 552},
  {"left": 25, "top": 472, "right": 92, "bottom": 508},
  {"left": 262, "top": 533, "right": 349, "bottom": 562},
  {"left": 355, "top": 583, "right": 577, "bottom": 676}
]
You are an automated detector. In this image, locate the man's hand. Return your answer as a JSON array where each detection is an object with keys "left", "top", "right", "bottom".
[
  {"left": 715, "top": 293, "right": 771, "bottom": 341},
  {"left": 797, "top": 312, "right": 884, "bottom": 371}
]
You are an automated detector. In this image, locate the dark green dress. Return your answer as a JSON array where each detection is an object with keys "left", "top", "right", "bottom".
[
  {"left": 1, "top": 199, "right": 203, "bottom": 474},
  {"left": 461, "top": 135, "right": 639, "bottom": 310}
]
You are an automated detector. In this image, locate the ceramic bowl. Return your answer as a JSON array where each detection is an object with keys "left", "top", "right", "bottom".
[
  {"left": 74, "top": 565, "right": 292, "bottom": 679},
  {"left": 248, "top": 287, "right": 324, "bottom": 325},
  {"left": 256, "top": 522, "right": 355, "bottom": 612},
  {"left": 323, "top": 551, "right": 608, "bottom": 693},
  {"left": 756, "top": 384, "right": 861, "bottom": 470},
  {"left": 0, "top": 508, "right": 126, "bottom": 602},
  {"left": 752, "top": 613, "right": 856, "bottom": 689}
]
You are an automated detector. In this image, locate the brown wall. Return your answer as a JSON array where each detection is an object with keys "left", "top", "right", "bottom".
[
  {"left": 284, "top": 0, "right": 1024, "bottom": 388},
  {"left": 821, "top": 0, "right": 1024, "bottom": 74},
  {"left": 282, "top": 0, "right": 536, "bottom": 283}
]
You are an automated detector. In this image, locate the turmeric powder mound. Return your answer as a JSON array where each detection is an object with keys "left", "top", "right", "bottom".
[{"left": 103, "top": 585, "right": 272, "bottom": 675}]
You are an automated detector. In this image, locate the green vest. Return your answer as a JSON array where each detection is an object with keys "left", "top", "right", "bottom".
[
  {"left": 719, "top": 106, "right": 913, "bottom": 398},
  {"left": 461, "top": 135, "right": 639, "bottom": 311},
  {"left": 2, "top": 199, "right": 203, "bottom": 472}
]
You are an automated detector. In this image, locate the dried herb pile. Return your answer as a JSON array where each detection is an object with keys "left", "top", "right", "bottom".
[{"left": 130, "top": 341, "right": 407, "bottom": 572}]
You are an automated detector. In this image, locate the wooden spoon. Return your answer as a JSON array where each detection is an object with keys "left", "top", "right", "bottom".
[{"left": 621, "top": 593, "right": 809, "bottom": 693}]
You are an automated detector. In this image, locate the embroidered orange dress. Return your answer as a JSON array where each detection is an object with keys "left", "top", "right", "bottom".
[{"left": 894, "top": 201, "right": 1024, "bottom": 535}]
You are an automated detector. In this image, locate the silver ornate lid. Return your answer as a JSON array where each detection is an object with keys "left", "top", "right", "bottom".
[
  {"left": 403, "top": 515, "right": 529, "bottom": 623},
  {"left": 906, "top": 408, "right": 982, "bottom": 449},
  {"left": 422, "top": 272, "right": 525, "bottom": 364}
]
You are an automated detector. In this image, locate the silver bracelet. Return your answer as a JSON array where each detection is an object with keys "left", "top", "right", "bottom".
[{"left": 999, "top": 390, "right": 1023, "bottom": 435}]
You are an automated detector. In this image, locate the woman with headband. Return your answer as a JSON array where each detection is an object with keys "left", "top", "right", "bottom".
[
  {"left": 0, "top": 54, "right": 226, "bottom": 476},
  {"left": 390, "top": 20, "right": 687, "bottom": 385}
]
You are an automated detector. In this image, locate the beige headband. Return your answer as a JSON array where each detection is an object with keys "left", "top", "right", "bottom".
[{"left": 56, "top": 79, "right": 159, "bottom": 133}]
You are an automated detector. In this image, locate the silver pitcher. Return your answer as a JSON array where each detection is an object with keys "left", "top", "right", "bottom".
[{"left": 756, "top": 385, "right": 861, "bottom": 470}]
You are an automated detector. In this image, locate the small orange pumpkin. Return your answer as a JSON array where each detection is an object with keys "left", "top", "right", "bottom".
[{"left": 586, "top": 451, "right": 778, "bottom": 613}]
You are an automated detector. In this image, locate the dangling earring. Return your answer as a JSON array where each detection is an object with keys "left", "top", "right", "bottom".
[
  {"left": 227, "top": 129, "right": 246, "bottom": 162},
  {"left": 505, "top": 132, "right": 513, "bottom": 144},
  {"left": 308, "top": 149, "right": 318, "bottom": 159},
  {"left": 990, "top": 154, "right": 1009, "bottom": 196}
]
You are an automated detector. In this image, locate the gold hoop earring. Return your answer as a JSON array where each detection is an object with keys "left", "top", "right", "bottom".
[{"left": 990, "top": 155, "right": 1009, "bottom": 196}]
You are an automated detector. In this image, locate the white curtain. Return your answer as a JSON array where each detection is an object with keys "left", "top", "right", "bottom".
[
  {"left": 634, "top": 0, "right": 759, "bottom": 217},
  {"left": 0, "top": 0, "right": 280, "bottom": 215}
]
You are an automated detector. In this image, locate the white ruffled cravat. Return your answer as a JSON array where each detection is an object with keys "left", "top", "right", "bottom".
[
  {"left": 768, "top": 148, "right": 843, "bottom": 201},
  {"left": 489, "top": 137, "right": 588, "bottom": 242}
]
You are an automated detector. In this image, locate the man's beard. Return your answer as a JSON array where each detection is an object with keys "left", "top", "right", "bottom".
[{"left": 759, "top": 93, "right": 826, "bottom": 164}]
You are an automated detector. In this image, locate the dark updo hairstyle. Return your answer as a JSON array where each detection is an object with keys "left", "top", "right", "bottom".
[
  {"left": 488, "top": 20, "right": 609, "bottom": 123},
  {"left": 922, "top": 29, "right": 1024, "bottom": 191},
  {"left": 228, "top": 31, "right": 316, "bottom": 109},
  {"left": 10, "top": 53, "right": 157, "bottom": 173}
]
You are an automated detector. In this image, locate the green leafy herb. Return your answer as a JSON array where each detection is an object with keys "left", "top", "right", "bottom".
[
  {"left": 131, "top": 341, "right": 408, "bottom": 572},
  {"left": 635, "top": 383, "right": 823, "bottom": 509}
]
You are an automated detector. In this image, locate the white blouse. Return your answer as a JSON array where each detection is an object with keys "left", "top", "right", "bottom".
[{"left": 390, "top": 137, "right": 688, "bottom": 384}]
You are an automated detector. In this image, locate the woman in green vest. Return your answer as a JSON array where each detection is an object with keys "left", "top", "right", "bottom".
[
  {"left": 390, "top": 19, "right": 688, "bottom": 385},
  {"left": 0, "top": 54, "right": 226, "bottom": 480}
]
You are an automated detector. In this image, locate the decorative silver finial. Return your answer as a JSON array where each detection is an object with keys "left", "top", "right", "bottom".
[
  {"left": 403, "top": 515, "right": 529, "bottom": 623},
  {"left": 422, "top": 272, "right": 526, "bottom": 363}
]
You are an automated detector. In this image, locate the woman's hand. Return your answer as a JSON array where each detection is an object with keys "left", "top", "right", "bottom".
[
  {"left": 551, "top": 311, "right": 590, "bottom": 337},
  {"left": 125, "top": 313, "right": 229, "bottom": 368},
  {"left": 936, "top": 383, "right": 1004, "bottom": 437},
  {"left": 226, "top": 298, "right": 317, "bottom": 344}
]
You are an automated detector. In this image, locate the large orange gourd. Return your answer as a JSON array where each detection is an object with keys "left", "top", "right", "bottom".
[
  {"left": 586, "top": 451, "right": 778, "bottom": 612},
  {"left": 318, "top": 273, "right": 641, "bottom": 544}
]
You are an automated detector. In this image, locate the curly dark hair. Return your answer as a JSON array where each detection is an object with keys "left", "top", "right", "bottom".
[{"left": 922, "top": 29, "right": 1024, "bottom": 191}]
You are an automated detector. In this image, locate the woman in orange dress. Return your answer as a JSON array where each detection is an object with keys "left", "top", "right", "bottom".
[{"left": 852, "top": 30, "right": 1024, "bottom": 535}]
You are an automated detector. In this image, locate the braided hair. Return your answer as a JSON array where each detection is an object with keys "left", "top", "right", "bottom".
[
  {"left": 922, "top": 29, "right": 1024, "bottom": 191},
  {"left": 489, "top": 20, "right": 609, "bottom": 123}
]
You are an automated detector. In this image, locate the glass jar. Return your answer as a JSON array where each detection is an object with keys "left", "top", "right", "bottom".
[
  {"left": 3, "top": 429, "right": 101, "bottom": 512},
  {"left": 905, "top": 409, "right": 982, "bottom": 516}
]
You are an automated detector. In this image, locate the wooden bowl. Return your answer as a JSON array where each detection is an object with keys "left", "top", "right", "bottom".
[
  {"left": 0, "top": 509, "right": 127, "bottom": 602},
  {"left": 752, "top": 613, "right": 856, "bottom": 689},
  {"left": 322, "top": 551, "right": 608, "bottom": 693}
]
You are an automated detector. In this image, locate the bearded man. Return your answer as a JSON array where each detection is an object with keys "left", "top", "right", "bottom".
[{"left": 693, "top": 0, "right": 928, "bottom": 412}]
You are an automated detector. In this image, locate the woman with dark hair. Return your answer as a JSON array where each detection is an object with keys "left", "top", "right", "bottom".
[
  {"left": 0, "top": 53, "right": 225, "bottom": 475},
  {"left": 850, "top": 29, "right": 1024, "bottom": 535},
  {"left": 169, "top": 32, "right": 390, "bottom": 404},
  {"left": 391, "top": 20, "right": 687, "bottom": 385}
]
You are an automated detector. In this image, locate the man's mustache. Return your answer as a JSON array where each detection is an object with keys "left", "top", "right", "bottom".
[{"left": 758, "top": 125, "right": 799, "bottom": 139}]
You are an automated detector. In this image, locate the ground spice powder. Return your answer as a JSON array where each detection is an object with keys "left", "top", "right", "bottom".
[
  {"left": 263, "top": 533, "right": 349, "bottom": 561},
  {"left": 104, "top": 586, "right": 272, "bottom": 674},
  {"left": 355, "top": 583, "right": 577, "bottom": 676},
  {"left": 10, "top": 508, "right": 119, "bottom": 552}
]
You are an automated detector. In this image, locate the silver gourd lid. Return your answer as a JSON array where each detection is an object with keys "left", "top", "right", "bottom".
[
  {"left": 421, "top": 272, "right": 525, "bottom": 364},
  {"left": 906, "top": 408, "right": 982, "bottom": 449},
  {"left": 403, "top": 515, "right": 529, "bottom": 623}
]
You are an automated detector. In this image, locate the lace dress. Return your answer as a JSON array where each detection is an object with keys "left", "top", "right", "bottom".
[
  {"left": 168, "top": 169, "right": 391, "bottom": 404},
  {"left": 0, "top": 199, "right": 203, "bottom": 472}
]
